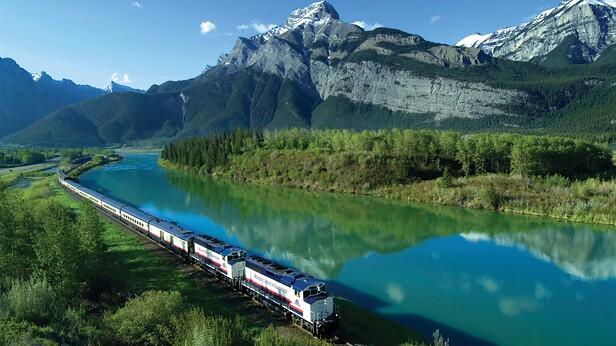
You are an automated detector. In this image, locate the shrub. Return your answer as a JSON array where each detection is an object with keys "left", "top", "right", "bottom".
[
  {"left": 0, "top": 319, "right": 56, "bottom": 346},
  {"left": 481, "top": 184, "right": 502, "bottom": 210},
  {"left": 255, "top": 326, "right": 328, "bottom": 346},
  {"left": 173, "top": 308, "right": 251, "bottom": 346},
  {"left": 0, "top": 278, "right": 61, "bottom": 325},
  {"left": 437, "top": 167, "right": 453, "bottom": 188},
  {"left": 105, "top": 290, "right": 183, "bottom": 345}
]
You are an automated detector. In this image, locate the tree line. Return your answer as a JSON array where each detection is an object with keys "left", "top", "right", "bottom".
[
  {"left": 162, "top": 129, "right": 614, "bottom": 180},
  {"left": 0, "top": 149, "right": 48, "bottom": 167}
]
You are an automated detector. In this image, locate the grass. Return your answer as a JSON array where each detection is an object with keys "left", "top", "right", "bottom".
[{"left": 373, "top": 174, "right": 616, "bottom": 226}]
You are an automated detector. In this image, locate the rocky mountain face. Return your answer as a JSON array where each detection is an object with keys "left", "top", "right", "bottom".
[
  {"left": 210, "top": 1, "right": 517, "bottom": 124},
  {"left": 457, "top": 0, "right": 616, "bottom": 64},
  {"left": 0, "top": 57, "right": 104, "bottom": 137}
]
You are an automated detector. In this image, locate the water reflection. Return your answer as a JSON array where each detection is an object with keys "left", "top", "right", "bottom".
[
  {"left": 164, "top": 171, "right": 616, "bottom": 282},
  {"left": 462, "top": 228, "right": 616, "bottom": 281}
]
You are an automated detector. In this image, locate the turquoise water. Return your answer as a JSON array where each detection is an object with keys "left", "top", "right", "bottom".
[{"left": 80, "top": 153, "right": 616, "bottom": 346}]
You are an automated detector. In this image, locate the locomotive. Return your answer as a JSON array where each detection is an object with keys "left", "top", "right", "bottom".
[{"left": 58, "top": 173, "right": 338, "bottom": 336}]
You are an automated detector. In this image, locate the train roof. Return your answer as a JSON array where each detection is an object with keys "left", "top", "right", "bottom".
[
  {"left": 150, "top": 219, "right": 194, "bottom": 240},
  {"left": 78, "top": 185, "right": 107, "bottom": 201},
  {"left": 64, "top": 180, "right": 101, "bottom": 199},
  {"left": 64, "top": 180, "right": 79, "bottom": 188},
  {"left": 121, "top": 206, "right": 156, "bottom": 222},
  {"left": 102, "top": 197, "right": 125, "bottom": 209},
  {"left": 246, "top": 255, "right": 323, "bottom": 291},
  {"left": 193, "top": 234, "right": 244, "bottom": 256}
]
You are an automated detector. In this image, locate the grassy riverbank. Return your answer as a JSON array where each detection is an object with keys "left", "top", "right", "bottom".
[
  {"left": 161, "top": 129, "right": 616, "bottom": 226},
  {"left": 66, "top": 153, "right": 122, "bottom": 178}
]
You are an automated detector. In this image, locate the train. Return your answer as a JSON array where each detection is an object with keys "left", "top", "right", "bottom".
[{"left": 57, "top": 171, "right": 338, "bottom": 336}]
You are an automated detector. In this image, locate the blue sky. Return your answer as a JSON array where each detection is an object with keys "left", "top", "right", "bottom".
[{"left": 0, "top": 0, "right": 561, "bottom": 90}]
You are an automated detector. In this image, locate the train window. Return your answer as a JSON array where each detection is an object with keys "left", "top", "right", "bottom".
[{"left": 304, "top": 287, "right": 319, "bottom": 298}]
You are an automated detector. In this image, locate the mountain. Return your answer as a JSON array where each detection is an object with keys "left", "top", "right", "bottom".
[
  {"left": 104, "top": 81, "right": 145, "bottom": 94},
  {"left": 7, "top": 1, "right": 616, "bottom": 146},
  {"left": 5, "top": 92, "right": 183, "bottom": 147},
  {"left": 457, "top": 0, "right": 616, "bottom": 64},
  {"left": 167, "top": 0, "right": 525, "bottom": 138},
  {"left": 0, "top": 57, "right": 104, "bottom": 137}
]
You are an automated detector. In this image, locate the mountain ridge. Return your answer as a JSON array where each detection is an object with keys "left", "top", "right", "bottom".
[
  {"left": 457, "top": 0, "right": 616, "bottom": 64},
  {"left": 5, "top": 1, "right": 616, "bottom": 147},
  {"left": 0, "top": 57, "right": 105, "bottom": 138}
]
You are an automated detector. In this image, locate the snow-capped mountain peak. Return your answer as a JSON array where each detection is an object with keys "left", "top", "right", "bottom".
[
  {"left": 254, "top": 1, "right": 340, "bottom": 41},
  {"left": 286, "top": 0, "right": 339, "bottom": 28},
  {"left": 31, "top": 72, "right": 43, "bottom": 81},
  {"left": 31, "top": 71, "right": 53, "bottom": 82},
  {"left": 457, "top": 0, "right": 616, "bottom": 63}
]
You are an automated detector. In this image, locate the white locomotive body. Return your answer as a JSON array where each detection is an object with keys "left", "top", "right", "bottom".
[
  {"left": 244, "top": 256, "right": 335, "bottom": 327},
  {"left": 192, "top": 235, "right": 246, "bottom": 280}
]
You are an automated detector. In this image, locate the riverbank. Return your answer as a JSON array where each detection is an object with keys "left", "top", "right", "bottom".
[
  {"left": 160, "top": 129, "right": 616, "bottom": 227},
  {"left": 160, "top": 153, "right": 616, "bottom": 227},
  {"left": 66, "top": 153, "right": 122, "bottom": 178}
]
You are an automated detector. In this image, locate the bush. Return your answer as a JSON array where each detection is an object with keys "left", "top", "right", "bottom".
[
  {"left": 255, "top": 326, "right": 328, "bottom": 346},
  {"left": 0, "top": 319, "right": 57, "bottom": 346},
  {"left": 105, "top": 290, "right": 183, "bottom": 345},
  {"left": 437, "top": 167, "right": 453, "bottom": 188},
  {"left": 173, "top": 308, "right": 251, "bottom": 346},
  {"left": 0, "top": 278, "right": 61, "bottom": 325},
  {"left": 481, "top": 184, "right": 502, "bottom": 210}
]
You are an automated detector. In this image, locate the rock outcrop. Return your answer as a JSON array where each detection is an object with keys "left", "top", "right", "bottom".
[{"left": 310, "top": 61, "right": 523, "bottom": 120}]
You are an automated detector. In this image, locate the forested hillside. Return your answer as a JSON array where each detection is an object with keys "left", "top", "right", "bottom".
[{"left": 5, "top": 93, "right": 183, "bottom": 147}]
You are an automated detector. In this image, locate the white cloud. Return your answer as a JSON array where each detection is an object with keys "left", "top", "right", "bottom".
[
  {"left": 351, "top": 21, "right": 383, "bottom": 31},
  {"left": 477, "top": 276, "right": 500, "bottom": 294},
  {"left": 498, "top": 296, "right": 538, "bottom": 317},
  {"left": 430, "top": 16, "right": 441, "bottom": 24},
  {"left": 131, "top": 1, "right": 143, "bottom": 8},
  {"left": 385, "top": 283, "right": 405, "bottom": 304},
  {"left": 534, "top": 282, "right": 552, "bottom": 300},
  {"left": 237, "top": 22, "right": 277, "bottom": 34},
  {"left": 110, "top": 72, "right": 131, "bottom": 84},
  {"left": 200, "top": 20, "right": 217, "bottom": 35}
]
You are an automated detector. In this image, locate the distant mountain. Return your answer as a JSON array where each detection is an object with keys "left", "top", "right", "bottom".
[
  {"left": 7, "top": 1, "right": 616, "bottom": 146},
  {"left": 457, "top": 0, "right": 616, "bottom": 65},
  {"left": 104, "top": 81, "right": 145, "bottom": 94},
  {"left": 0, "top": 57, "right": 104, "bottom": 137},
  {"left": 5, "top": 92, "right": 182, "bottom": 147}
]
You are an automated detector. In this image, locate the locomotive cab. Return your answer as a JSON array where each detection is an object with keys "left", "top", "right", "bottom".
[
  {"left": 223, "top": 249, "right": 247, "bottom": 280},
  {"left": 301, "top": 282, "right": 326, "bottom": 299}
]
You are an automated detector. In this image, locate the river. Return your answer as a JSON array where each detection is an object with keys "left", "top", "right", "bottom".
[{"left": 79, "top": 153, "right": 616, "bottom": 346}]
